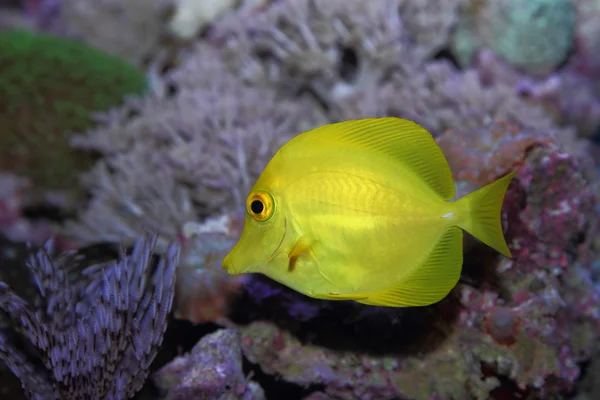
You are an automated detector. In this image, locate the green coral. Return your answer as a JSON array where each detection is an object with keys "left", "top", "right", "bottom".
[
  {"left": 451, "top": 0, "right": 576, "bottom": 73},
  {"left": 0, "top": 28, "right": 147, "bottom": 190},
  {"left": 490, "top": 0, "right": 576, "bottom": 71}
]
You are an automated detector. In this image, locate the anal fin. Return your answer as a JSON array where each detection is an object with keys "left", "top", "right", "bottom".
[{"left": 356, "top": 227, "right": 464, "bottom": 307}]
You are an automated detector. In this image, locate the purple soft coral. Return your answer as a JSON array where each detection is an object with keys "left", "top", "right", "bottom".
[{"left": 0, "top": 233, "right": 180, "bottom": 400}]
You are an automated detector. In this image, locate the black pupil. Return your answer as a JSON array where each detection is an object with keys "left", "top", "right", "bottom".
[{"left": 250, "top": 200, "right": 264, "bottom": 214}]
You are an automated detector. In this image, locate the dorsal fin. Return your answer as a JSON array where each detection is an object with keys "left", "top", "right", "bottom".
[{"left": 295, "top": 117, "right": 455, "bottom": 200}]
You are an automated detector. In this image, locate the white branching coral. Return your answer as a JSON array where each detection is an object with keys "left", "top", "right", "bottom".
[
  {"left": 65, "top": 44, "right": 319, "bottom": 246},
  {"left": 64, "top": 159, "right": 196, "bottom": 248},
  {"left": 398, "top": 0, "right": 468, "bottom": 57},
  {"left": 211, "top": 0, "right": 563, "bottom": 137},
  {"left": 213, "top": 0, "right": 427, "bottom": 103},
  {"left": 330, "top": 61, "right": 571, "bottom": 136}
]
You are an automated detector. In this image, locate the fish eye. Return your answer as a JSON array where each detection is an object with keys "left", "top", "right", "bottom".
[
  {"left": 246, "top": 190, "right": 274, "bottom": 221},
  {"left": 250, "top": 200, "right": 264, "bottom": 214}
]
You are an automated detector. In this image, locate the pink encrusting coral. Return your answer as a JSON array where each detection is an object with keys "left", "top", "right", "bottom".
[
  {"left": 154, "top": 329, "right": 266, "bottom": 399},
  {"left": 171, "top": 215, "right": 248, "bottom": 325},
  {"left": 436, "top": 120, "right": 555, "bottom": 186}
]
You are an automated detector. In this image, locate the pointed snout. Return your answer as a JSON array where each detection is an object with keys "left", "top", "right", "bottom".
[
  {"left": 222, "top": 249, "right": 245, "bottom": 276},
  {"left": 222, "top": 252, "right": 233, "bottom": 273}
]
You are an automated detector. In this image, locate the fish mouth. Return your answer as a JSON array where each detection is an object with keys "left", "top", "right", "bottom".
[
  {"left": 221, "top": 252, "right": 234, "bottom": 273},
  {"left": 223, "top": 218, "right": 287, "bottom": 273},
  {"left": 267, "top": 217, "right": 287, "bottom": 262}
]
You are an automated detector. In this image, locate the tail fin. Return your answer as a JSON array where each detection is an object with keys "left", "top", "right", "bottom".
[{"left": 455, "top": 171, "right": 517, "bottom": 257}]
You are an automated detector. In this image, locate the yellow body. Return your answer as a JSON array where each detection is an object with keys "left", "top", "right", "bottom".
[{"left": 222, "top": 117, "right": 515, "bottom": 307}]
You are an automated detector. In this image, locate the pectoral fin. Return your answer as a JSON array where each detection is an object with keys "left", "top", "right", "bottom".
[{"left": 288, "top": 235, "right": 315, "bottom": 272}]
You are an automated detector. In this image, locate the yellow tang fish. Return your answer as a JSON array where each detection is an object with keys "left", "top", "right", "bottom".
[{"left": 222, "top": 117, "right": 516, "bottom": 307}]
